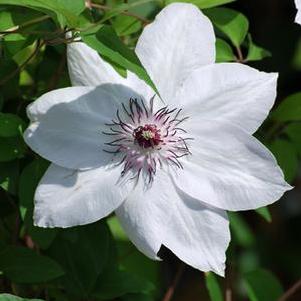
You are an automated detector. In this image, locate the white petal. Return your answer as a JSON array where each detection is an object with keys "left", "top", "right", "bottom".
[
  {"left": 171, "top": 120, "right": 292, "bottom": 211},
  {"left": 67, "top": 40, "right": 157, "bottom": 102},
  {"left": 177, "top": 63, "right": 278, "bottom": 134},
  {"left": 24, "top": 85, "right": 141, "bottom": 169},
  {"left": 34, "top": 164, "right": 129, "bottom": 228},
  {"left": 116, "top": 172, "right": 230, "bottom": 276},
  {"left": 296, "top": 0, "right": 301, "bottom": 24},
  {"left": 135, "top": 3, "right": 215, "bottom": 103},
  {"left": 67, "top": 41, "right": 127, "bottom": 86}
]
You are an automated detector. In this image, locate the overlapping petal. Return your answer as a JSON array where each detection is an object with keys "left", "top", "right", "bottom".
[
  {"left": 171, "top": 120, "right": 292, "bottom": 211},
  {"left": 116, "top": 171, "right": 230, "bottom": 276},
  {"left": 67, "top": 41, "right": 127, "bottom": 86},
  {"left": 177, "top": 63, "right": 278, "bottom": 134},
  {"left": 67, "top": 41, "right": 156, "bottom": 101},
  {"left": 34, "top": 164, "right": 129, "bottom": 228},
  {"left": 24, "top": 84, "right": 142, "bottom": 170},
  {"left": 135, "top": 2, "right": 215, "bottom": 103}
]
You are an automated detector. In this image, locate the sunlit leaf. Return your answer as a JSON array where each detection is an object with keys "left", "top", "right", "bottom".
[
  {"left": 112, "top": 15, "right": 142, "bottom": 36},
  {"left": 205, "top": 8, "right": 249, "bottom": 47},
  {"left": 0, "top": 0, "right": 85, "bottom": 27},
  {"left": 246, "top": 35, "right": 271, "bottom": 62},
  {"left": 216, "top": 38, "right": 235, "bottom": 62}
]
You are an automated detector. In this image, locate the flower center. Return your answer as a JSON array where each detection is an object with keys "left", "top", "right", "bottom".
[
  {"left": 134, "top": 124, "right": 162, "bottom": 148},
  {"left": 103, "top": 97, "right": 192, "bottom": 183}
]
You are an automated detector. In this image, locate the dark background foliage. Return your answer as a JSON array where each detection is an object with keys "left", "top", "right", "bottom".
[{"left": 0, "top": 0, "right": 300, "bottom": 301}]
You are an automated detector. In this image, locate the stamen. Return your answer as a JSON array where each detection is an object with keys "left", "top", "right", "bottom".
[{"left": 103, "top": 97, "right": 192, "bottom": 183}]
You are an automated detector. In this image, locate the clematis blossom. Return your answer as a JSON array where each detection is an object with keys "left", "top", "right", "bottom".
[
  {"left": 296, "top": 0, "right": 301, "bottom": 24},
  {"left": 24, "top": 3, "right": 291, "bottom": 276}
]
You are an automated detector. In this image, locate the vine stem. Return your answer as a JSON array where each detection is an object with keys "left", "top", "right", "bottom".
[
  {"left": 278, "top": 278, "right": 301, "bottom": 301},
  {"left": 0, "top": 15, "right": 51, "bottom": 36},
  {"left": 161, "top": 263, "right": 185, "bottom": 301}
]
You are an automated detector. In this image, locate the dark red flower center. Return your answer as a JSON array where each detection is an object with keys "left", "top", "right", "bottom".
[{"left": 133, "top": 124, "right": 162, "bottom": 149}]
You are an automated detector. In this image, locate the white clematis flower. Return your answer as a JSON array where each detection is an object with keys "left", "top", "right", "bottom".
[
  {"left": 296, "top": 0, "right": 301, "bottom": 24},
  {"left": 24, "top": 3, "right": 291, "bottom": 276}
]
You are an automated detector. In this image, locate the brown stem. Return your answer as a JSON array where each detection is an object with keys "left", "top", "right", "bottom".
[
  {"left": 226, "top": 288, "right": 232, "bottom": 301},
  {"left": 0, "top": 40, "right": 43, "bottom": 86},
  {"left": 91, "top": 3, "right": 151, "bottom": 24},
  {"left": 278, "top": 278, "right": 301, "bottom": 301},
  {"left": 235, "top": 46, "right": 245, "bottom": 63},
  {"left": 162, "top": 263, "right": 185, "bottom": 301}
]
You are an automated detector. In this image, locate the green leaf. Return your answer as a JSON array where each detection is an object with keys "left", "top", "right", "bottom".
[
  {"left": 0, "top": 245, "right": 64, "bottom": 283},
  {"left": 0, "top": 94, "right": 4, "bottom": 111},
  {"left": 285, "top": 122, "right": 301, "bottom": 155},
  {"left": 205, "top": 272, "right": 224, "bottom": 301},
  {"left": 246, "top": 35, "right": 271, "bottom": 62},
  {"left": 0, "top": 59, "right": 20, "bottom": 98},
  {"left": 216, "top": 38, "right": 235, "bottom": 62},
  {"left": 0, "top": 136, "right": 26, "bottom": 162},
  {"left": 0, "top": 294, "right": 44, "bottom": 301},
  {"left": 0, "top": 160, "right": 19, "bottom": 194},
  {"left": 255, "top": 207, "right": 272, "bottom": 223},
  {"left": 292, "top": 37, "right": 301, "bottom": 71},
  {"left": 0, "top": 0, "right": 85, "bottom": 27},
  {"left": 122, "top": 293, "right": 154, "bottom": 301},
  {"left": 205, "top": 8, "right": 249, "bottom": 47},
  {"left": 115, "top": 243, "right": 160, "bottom": 299},
  {"left": 47, "top": 222, "right": 116, "bottom": 298},
  {"left": 0, "top": 113, "right": 24, "bottom": 137},
  {"left": 272, "top": 92, "right": 301, "bottom": 122},
  {"left": 243, "top": 269, "right": 284, "bottom": 301},
  {"left": 229, "top": 212, "right": 255, "bottom": 247},
  {"left": 28, "top": 223, "right": 58, "bottom": 250},
  {"left": 19, "top": 159, "right": 49, "bottom": 220},
  {"left": 112, "top": 15, "right": 142, "bottom": 36},
  {"left": 92, "top": 269, "right": 155, "bottom": 300},
  {"left": 269, "top": 139, "right": 298, "bottom": 183},
  {"left": 18, "top": 159, "right": 57, "bottom": 249},
  {"left": 99, "top": 0, "right": 157, "bottom": 23},
  {"left": 165, "top": 0, "right": 236, "bottom": 9},
  {"left": 0, "top": 192, "right": 16, "bottom": 218},
  {"left": 0, "top": 8, "right": 41, "bottom": 56},
  {"left": 81, "top": 25, "right": 158, "bottom": 94},
  {"left": 107, "top": 216, "right": 129, "bottom": 241},
  {"left": 0, "top": 8, "right": 43, "bottom": 32}
]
